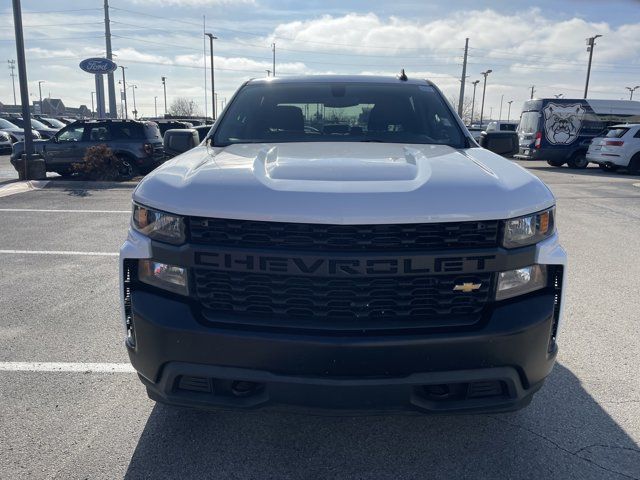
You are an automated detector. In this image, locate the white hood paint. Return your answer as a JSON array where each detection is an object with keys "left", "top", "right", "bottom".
[{"left": 133, "top": 142, "right": 555, "bottom": 224}]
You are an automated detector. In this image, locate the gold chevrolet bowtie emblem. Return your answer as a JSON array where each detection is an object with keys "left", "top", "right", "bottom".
[{"left": 453, "top": 282, "right": 482, "bottom": 293}]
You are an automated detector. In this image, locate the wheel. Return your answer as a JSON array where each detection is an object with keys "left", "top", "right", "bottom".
[
  {"left": 116, "top": 156, "right": 138, "bottom": 180},
  {"left": 598, "top": 163, "right": 619, "bottom": 172},
  {"left": 627, "top": 153, "right": 640, "bottom": 175},
  {"left": 546, "top": 160, "right": 565, "bottom": 167},
  {"left": 567, "top": 152, "right": 588, "bottom": 169}
]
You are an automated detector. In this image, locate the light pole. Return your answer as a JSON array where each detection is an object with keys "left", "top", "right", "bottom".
[
  {"left": 470, "top": 80, "right": 480, "bottom": 125},
  {"left": 498, "top": 94, "right": 504, "bottom": 122},
  {"left": 625, "top": 86, "right": 640, "bottom": 100},
  {"left": 507, "top": 100, "right": 513, "bottom": 122},
  {"left": 119, "top": 65, "right": 128, "bottom": 119},
  {"left": 584, "top": 34, "right": 602, "bottom": 99},
  {"left": 129, "top": 84, "right": 138, "bottom": 119},
  {"left": 272, "top": 42, "right": 276, "bottom": 77},
  {"left": 161, "top": 76, "right": 167, "bottom": 116},
  {"left": 204, "top": 33, "right": 217, "bottom": 120},
  {"left": 8, "top": 59, "right": 17, "bottom": 105},
  {"left": 154, "top": 96, "right": 157, "bottom": 117},
  {"left": 37, "top": 80, "right": 44, "bottom": 114},
  {"left": 266, "top": 69, "right": 271, "bottom": 77},
  {"left": 479, "top": 69, "right": 492, "bottom": 127},
  {"left": 91, "top": 91, "right": 95, "bottom": 118}
]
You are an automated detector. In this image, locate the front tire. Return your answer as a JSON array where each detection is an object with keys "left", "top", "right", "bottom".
[
  {"left": 567, "top": 152, "right": 588, "bottom": 169},
  {"left": 547, "top": 160, "right": 565, "bottom": 167},
  {"left": 116, "top": 156, "right": 138, "bottom": 180},
  {"left": 627, "top": 153, "right": 640, "bottom": 175}
]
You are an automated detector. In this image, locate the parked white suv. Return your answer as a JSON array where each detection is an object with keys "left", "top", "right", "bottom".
[{"left": 587, "top": 124, "right": 640, "bottom": 173}]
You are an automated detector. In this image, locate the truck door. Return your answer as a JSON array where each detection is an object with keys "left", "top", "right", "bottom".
[{"left": 45, "top": 124, "right": 85, "bottom": 168}]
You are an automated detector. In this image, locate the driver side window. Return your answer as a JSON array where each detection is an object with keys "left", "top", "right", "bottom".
[{"left": 57, "top": 125, "right": 85, "bottom": 142}]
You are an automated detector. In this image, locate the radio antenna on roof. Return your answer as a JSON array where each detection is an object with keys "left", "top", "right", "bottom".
[{"left": 398, "top": 69, "right": 408, "bottom": 81}]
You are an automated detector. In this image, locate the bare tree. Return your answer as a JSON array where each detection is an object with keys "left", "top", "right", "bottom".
[
  {"left": 448, "top": 95, "right": 474, "bottom": 125},
  {"left": 169, "top": 97, "right": 201, "bottom": 117}
]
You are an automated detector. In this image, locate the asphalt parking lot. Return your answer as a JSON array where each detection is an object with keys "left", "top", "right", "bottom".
[{"left": 0, "top": 154, "right": 639, "bottom": 479}]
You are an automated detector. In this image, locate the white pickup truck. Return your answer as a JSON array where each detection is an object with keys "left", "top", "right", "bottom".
[{"left": 120, "top": 75, "right": 567, "bottom": 414}]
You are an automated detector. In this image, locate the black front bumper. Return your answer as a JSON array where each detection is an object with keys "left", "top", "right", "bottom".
[{"left": 127, "top": 289, "right": 558, "bottom": 414}]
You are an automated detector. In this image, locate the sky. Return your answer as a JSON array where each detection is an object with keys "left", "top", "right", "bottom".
[{"left": 1, "top": 0, "right": 640, "bottom": 120}]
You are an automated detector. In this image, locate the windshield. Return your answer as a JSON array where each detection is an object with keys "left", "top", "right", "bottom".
[
  {"left": 518, "top": 112, "right": 540, "bottom": 134},
  {"left": 30, "top": 119, "right": 48, "bottom": 129},
  {"left": 42, "top": 117, "right": 66, "bottom": 128},
  {"left": 214, "top": 82, "right": 465, "bottom": 148},
  {"left": 0, "top": 118, "right": 18, "bottom": 129}
]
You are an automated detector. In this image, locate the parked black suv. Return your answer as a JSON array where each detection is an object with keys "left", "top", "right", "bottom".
[{"left": 11, "top": 119, "right": 164, "bottom": 177}]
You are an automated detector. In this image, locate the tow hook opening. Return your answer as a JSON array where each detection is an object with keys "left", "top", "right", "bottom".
[{"left": 231, "top": 380, "right": 261, "bottom": 397}]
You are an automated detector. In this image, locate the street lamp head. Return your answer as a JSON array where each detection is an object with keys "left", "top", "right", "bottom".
[
  {"left": 472, "top": 80, "right": 480, "bottom": 85},
  {"left": 204, "top": 32, "right": 218, "bottom": 40}
]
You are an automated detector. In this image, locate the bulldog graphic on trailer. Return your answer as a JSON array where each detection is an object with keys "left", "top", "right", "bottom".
[
  {"left": 542, "top": 103, "right": 586, "bottom": 145},
  {"left": 515, "top": 98, "right": 640, "bottom": 168}
]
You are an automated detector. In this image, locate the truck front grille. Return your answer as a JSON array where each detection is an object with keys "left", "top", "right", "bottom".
[
  {"left": 194, "top": 268, "right": 493, "bottom": 330},
  {"left": 188, "top": 218, "right": 500, "bottom": 252}
]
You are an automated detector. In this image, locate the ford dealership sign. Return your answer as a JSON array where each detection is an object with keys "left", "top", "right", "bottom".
[{"left": 79, "top": 57, "right": 117, "bottom": 74}]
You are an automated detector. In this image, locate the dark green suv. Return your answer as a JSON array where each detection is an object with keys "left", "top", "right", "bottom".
[{"left": 11, "top": 119, "right": 164, "bottom": 177}]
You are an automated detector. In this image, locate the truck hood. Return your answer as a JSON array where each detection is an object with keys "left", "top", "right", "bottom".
[{"left": 134, "top": 142, "right": 555, "bottom": 224}]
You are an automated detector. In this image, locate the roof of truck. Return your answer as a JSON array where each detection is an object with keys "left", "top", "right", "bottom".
[{"left": 247, "top": 74, "right": 435, "bottom": 86}]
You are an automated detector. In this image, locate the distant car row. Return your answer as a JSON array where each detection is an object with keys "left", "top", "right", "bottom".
[{"left": 8, "top": 117, "right": 213, "bottom": 178}]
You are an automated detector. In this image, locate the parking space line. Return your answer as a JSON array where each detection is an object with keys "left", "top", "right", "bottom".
[
  {"left": 0, "top": 362, "right": 134, "bottom": 373},
  {"left": 0, "top": 208, "right": 129, "bottom": 213},
  {"left": 0, "top": 249, "right": 118, "bottom": 256}
]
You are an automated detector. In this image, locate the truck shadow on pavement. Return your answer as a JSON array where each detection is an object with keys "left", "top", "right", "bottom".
[{"left": 124, "top": 364, "right": 639, "bottom": 479}]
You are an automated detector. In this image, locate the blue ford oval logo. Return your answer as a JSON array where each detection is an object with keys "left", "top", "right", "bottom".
[{"left": 79, "top": 57, "right": 117, "bottom": 74}]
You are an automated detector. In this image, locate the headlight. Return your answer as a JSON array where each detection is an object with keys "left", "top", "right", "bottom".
[
  {"left": 502, "top": 207, "right": 555, "bottom": 248},
  {"left": 496, "top": 264, "right": 547, "bottom": 301},
  {"left": 138, "top": 259, "right": 188, "bottom": 295},
  {"left": 132, "top": 203, "right": 185, "bottom": 244}
]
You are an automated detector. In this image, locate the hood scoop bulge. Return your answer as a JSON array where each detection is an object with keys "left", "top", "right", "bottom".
[{"left": 254, "top": 145, "right": 424, "bottom": 183}]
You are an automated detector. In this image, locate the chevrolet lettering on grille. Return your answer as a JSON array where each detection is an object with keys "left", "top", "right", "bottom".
[{"left": 194, "top": 251, "right": 497, "bottom": 277}]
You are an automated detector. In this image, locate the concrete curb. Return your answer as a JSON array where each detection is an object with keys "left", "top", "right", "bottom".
[
  {"left": 0, "top": 180, "right": 50, "bottom": 198},
  {"left": 41, "top": 179, "right": 138, "bottom": 190}
]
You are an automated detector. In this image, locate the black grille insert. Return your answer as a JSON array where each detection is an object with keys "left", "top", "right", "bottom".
[
  {"left": 194, "top": 268, "right": 493, "bottom": 329},
  {"left": 188, "top": 218, "right": 500, "bottom": 252}
]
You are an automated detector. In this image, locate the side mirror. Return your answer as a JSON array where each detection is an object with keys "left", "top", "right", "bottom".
[
  {"left": 163, "top": 128, "right": 199, "bottom": 157},
  {"left": 479, "top": 131, "right": 519, "bottom": 156},
  {"left": 50, "top": 136, "right": 58, "bottom": 143}
]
